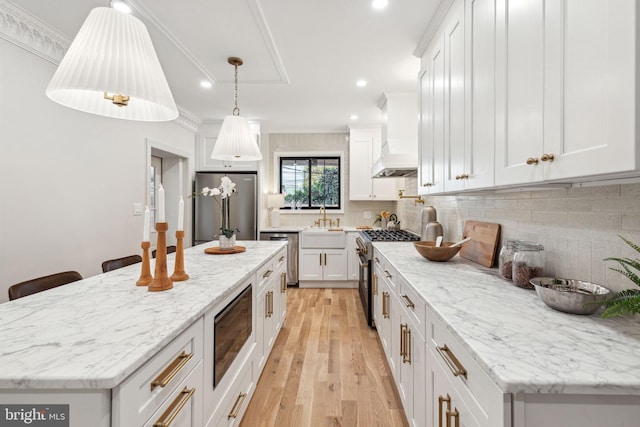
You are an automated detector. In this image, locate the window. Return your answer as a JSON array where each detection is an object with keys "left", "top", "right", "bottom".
[{"left": 280, "top": 157, "right": 341, "bottom": 209}]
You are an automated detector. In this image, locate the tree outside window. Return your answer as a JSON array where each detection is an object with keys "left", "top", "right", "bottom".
[{"left": 280, "top": 157, "right": 340, "bottom": 209}]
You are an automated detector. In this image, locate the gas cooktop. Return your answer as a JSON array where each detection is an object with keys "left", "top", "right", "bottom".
[{"left": 361, "top": 229, "right": 420, "bottom": 242}]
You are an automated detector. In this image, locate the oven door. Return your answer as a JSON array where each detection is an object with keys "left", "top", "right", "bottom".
[{"left": 357, "top": 247, "right": 372, "bottom": 327}]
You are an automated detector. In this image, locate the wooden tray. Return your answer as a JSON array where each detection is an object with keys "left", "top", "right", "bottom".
[
  {"left": 204, "top": 246, "right": 246, "bottom": 255},
  {"left": 459, "top": 221, "right": 501, "bottom": 268}
]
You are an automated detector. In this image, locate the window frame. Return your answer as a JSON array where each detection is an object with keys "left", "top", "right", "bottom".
[{"left": 275, "top": 152, "right": 344, "bottom": 212}]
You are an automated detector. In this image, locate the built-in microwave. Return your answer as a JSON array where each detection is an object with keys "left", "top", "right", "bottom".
[{"left": 213, "top": 284, "right": 252, "bottom": 387}]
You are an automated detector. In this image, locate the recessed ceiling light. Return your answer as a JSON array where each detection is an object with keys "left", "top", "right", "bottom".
[
  {"left": 200, "top": 80, "right": 213, "bottom": 89},
  {"left": 111, "top": 1, "right": 132, "bottom": 14},
  {"left": 356, "top": 80, "right": 367, "bottom": 87},
  {"left": 350, "top": 115, "right": 359, "bottom": 120},
  {"left": 372, "top": 0, "right": 389, "bottom": 10}
]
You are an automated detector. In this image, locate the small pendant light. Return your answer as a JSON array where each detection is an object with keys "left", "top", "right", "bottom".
[
  {"left": 45, "top": 5, "right": 178, "bottom": 122},
  {"left": 211, "top": 57, "right": 262, "bottom": 161}
]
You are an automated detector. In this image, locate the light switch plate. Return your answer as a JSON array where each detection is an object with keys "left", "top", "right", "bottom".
[
  {"left": 133, "top": 203, "right": 143, "bottom": 216},
  {"left": 364, "top": 211, "right": 371, "bottom": 219}
]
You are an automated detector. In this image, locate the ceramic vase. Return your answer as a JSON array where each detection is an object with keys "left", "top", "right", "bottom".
[{"left": 220, "top": 234, "right": 236, "bottom": 250}]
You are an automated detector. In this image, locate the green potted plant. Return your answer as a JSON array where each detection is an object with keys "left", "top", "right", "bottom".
[{"left": 601, "top": 236, "right": 640, "bottom": 318}]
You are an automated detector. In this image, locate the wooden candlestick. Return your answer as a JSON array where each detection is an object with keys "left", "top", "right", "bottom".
[
  {"left": 170, "top": 230, "right": 189, "bottom": 282},
  {"left": 136, "top": 241, "right": 152, "bottom": 286},
  {"left": 149, "top": 222, "right": 173, "bottom": 292}
]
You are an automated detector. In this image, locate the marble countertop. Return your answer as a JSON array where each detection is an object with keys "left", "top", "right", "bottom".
[
  {"left": 373, "top": 242, "right": 640, "bottom": 395},
  {"left": 260, "top": 226, "right": 363, "bottom": 233},
  {"left": 0, "top": 240, "right": 285, "bottom": 390}
]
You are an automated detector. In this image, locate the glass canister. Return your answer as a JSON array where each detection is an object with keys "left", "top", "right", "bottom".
[
  {"left": 511, "top": 242, "right": 545, "bottom": 289},
  {"left": 498, "top": 240, "right": 520, "bottom": 280}
]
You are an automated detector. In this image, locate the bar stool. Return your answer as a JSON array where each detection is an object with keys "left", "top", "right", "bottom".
[
  {"left": 101, "top": 255, "right": 142, "bottom": 273},
  {"left": 152, "top": 245, "right": 176, "bottom": 259},
  {"left": 8, "top": 271, "right": 83, "bottom": 300}
]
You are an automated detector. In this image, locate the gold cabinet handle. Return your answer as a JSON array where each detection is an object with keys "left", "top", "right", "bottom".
[
  {"left": 374, "top": 257, "right": 380, "bottom": 264},
  {"left": 324, "top": 253, "right": 327, "bottom": 265},
  {"left": 265, "top": 291, "right": 271, "bottom": 318},
  {"left": 422, "top": 182, "right": 433, "bottom": 186},
  {"left": 153, "top": 387, "right": 195, "bottom": 427},
  {"left": 384, "top": 270, "right": 392, "bottom": 279},
  {"left": 455, "top": 174, "right": 469, "bottom": 180},
  {"left": 279, "top": 255, "right": 285, "bottom": 262},
  {"left": 262, "top": 269, "right": 273, "bottom": 278},
  {"left": 270, "top": 291, "right": 274, "bottom": 316},
  {"left": 399, "top": 324, "right": 405, "bottom": 358},
  {"left": 319, "top": 253, "right": 322, "bottom": 265},
  {"left": 447, "top": 408, "right": 460, "bottom": 427},
  {"left": 438, "top": 394, "right": 451, "bottom": 427},
  {"left": 382, "top": 291, "right": 389, "bottom": 318},
  {"left": 541, "top": 153, "right": 555, "bottom": 162},
  {"left": 526, "top": 157, "right": 539, "bottom": 165},
  {"left": 436, "top": 344, "right": 467, "bottom": 379},
  {"left": 281, "top": 272, "right": 287, "bottom": 293},
  {"left": 228, "top": 392, "right": 247, "bottom": 419},
  {"left": 151, "top": 351, "right": 194, "bottom": 390},
  {"left": 402, "top": 324, "right": 412, "bottom": 364},
  {"left": 401, "top": 294, "right": 414, "bottom": 309},
  {"left": 372, "top": 274, "right": 378, "bottom": 295}
]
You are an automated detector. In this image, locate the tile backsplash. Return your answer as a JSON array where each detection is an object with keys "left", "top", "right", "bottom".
[{"left": 397, "top": 179, "right": 640, "bottom": 293}]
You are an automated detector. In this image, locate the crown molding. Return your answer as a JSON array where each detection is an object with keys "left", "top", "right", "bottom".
[
  {"left": 413, "top": 0, "right": 456, "bottom": 58},
  {"left": 0, "top": 0, "right": 70, "bottom": 64},
  {"left": 175, "top": 107, "right": 202, "bottom": 133}
]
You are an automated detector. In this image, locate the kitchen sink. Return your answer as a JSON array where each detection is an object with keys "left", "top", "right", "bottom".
[{"left": 299, "top": 228, "right": 346, "bottom": 248}]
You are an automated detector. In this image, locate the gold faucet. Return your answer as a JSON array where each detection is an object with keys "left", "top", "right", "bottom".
[
  {"left": 398, "top": 189, "right": 425, "bottom": 205},
  {"left": 316, "top": 205, "right": 335, "bottom": 227}
]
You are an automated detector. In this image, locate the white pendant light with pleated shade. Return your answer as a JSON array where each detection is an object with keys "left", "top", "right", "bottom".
[
  {"left": 211, "top": 57, "right": 262, "bottom": 161},
  {"left": 45, "top": 6, "right": 178, "bottom": 122}
]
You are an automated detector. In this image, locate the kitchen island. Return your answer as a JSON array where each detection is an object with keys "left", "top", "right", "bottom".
[
  {"left": 0, "top": 240, "right": 287, "bottom": 427},
  {"left": 373, "top": 241, "right": 640, "bottom": 427}
]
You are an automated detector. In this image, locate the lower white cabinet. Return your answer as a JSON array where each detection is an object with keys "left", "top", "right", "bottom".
[
  {"left": 205, "top": 359, "right": 255, "bottom": 427},
  {"left": 299, "top": 248, "right": 348, "bottom": 281},
  {"left": 346, "top": 231, "right": 360, "bottom": 281}
]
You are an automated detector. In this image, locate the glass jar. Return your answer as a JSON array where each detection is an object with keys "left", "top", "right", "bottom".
[
  {"left": 511, "top": 242, "right": 545, "bottom": 289},
  {"left": 498, "top": 240, "right": 520, "bottom": 280}
]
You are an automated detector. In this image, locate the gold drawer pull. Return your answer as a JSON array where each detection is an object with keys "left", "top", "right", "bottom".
[
  {"left": 447, "top": 408, "right": 460, "bottom": 427},
  {"left": 151, "top": 351, "right": 194, "bottom": 390},
  {"left": 422, "top": 182, "right": 433, "bottom": 187},
  {"left": 279, "top": 255, "right": 285, "bottom": 262},
  {"left": 402, "top": 324, "right": 412, "bottom": 364},
  {"left": 526, "top": 157, "right": 539, "bottom": 165},
  {"left": 382, "top": 291, "right": 389, "bottom": 318},
  {"left": 374, "top": 257, "right": 380, "bottom": 264},
  {"left": 228, "top": 392, "right": 247, "bottom": 419},
  {"left": 438, "top": 394, "right": 451, "bottom": 427},
  {"left": 262, "top": 269, "right": 273, "bottom": 278},
  {"left": 372, "top": 274, "right": 378, "bottom": 295},
  {"left": 541, "top": 153, "right": 555, "bottom": 162},
  {"left": 281, "top": 272, "right": 287, "bottom": 293},
  {"left": 455, "top": 174, "right": 469, "bottom": 180},
  {"left": 401, "top": 294, "right": 414, "bottom": 309},
  {"left": 384, "top": 270, "right": 392, "bottom": 279},
  {"left": 436, "top": 344, "right": 467, "bottom": 379},
  {"left": 153, "top": 386, "right": 195, "bottom": 427}
]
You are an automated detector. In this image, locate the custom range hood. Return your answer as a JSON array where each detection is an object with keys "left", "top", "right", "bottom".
[{"left": 371, "top": 93, "right": 418, "bottom": 178}]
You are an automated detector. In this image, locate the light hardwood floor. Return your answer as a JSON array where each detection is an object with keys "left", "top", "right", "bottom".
[{"left": 240, "top": 288, "right": 409, "bottom": 427}]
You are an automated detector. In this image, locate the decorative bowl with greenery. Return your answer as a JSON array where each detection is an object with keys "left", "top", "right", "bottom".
[{"left": 601, "top": 236, "right": 640, "bottom": 318}]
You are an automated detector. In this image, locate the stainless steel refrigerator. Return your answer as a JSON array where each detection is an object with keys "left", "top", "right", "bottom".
[{"left": 193, "top": 172, "right": 258, "bottom": 245}]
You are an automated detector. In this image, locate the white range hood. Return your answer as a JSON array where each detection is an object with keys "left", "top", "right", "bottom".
[
  {"left": 372, "top": 93, "right": 418, "bottom": 178},
  {"left": 371, "top": 146, "right": 418, "bottom": 178}
]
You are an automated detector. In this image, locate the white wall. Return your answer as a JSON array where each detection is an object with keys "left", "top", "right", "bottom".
[{"left": 0, "top": 40, "right": 196, "bottom": 302}]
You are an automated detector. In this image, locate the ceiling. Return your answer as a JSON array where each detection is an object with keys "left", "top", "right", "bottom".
[{"left": 14, "top": 0, "right": 439, "bottom": 133}]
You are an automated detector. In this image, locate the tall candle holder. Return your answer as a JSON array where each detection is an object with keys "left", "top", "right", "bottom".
[
  {"left": 170, "top": 230, "right": 189, "bottom": 282},
  {"left": 136, "top": 241, "right": 152, "bottom": 286},
  {"left": 149, "top": 222, "right": 173, "bottom": 292}
]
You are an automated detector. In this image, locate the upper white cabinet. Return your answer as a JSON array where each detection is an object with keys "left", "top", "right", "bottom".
[
  {"left": 495, "top": 0, "right": 639, "bottom": 185},
  {"left": 349, "top": 127, "right": 400, "bottom": 200},
  {"left": 196, "top": 122, "right": 260, "bottom": 172},
  {"left": 418, "top": 0, "right": 639, "bottom": 193}
]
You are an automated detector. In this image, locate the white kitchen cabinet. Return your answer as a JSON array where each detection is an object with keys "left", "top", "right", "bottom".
[
  {"left": 196, "top": 122, "right": 260, "bottom": 172},
  {"left": 418, "top": 32, "right": 446, "bottom": 195},
  {"left": 299, "top": 248, "right": 348, "bottom": 282},
  {"left": 349, "top": 127, "right": 400, "bottom": 200},
  {"left": 495, "top": 0, "right": 639, "bottom": 186}
]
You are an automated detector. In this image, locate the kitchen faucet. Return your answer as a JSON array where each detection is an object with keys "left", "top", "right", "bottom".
[{"left": 314, "top": 205, "right": 338, "bottom": 228}]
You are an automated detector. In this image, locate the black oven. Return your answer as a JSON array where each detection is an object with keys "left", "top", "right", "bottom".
[
  {"left": 355, "top": 237, "right": 372, "bottom": 327},
  {"left": 214, "top": 284, "right": 252, "bottom": 387}
]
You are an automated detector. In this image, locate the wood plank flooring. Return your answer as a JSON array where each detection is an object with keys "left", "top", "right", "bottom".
[{"left": 240, "top": 288, "right": 408, "bottom": 427}]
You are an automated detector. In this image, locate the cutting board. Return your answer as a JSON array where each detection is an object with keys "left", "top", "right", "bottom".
[{"left": 459, "top": 221, "right": 501, "bottom": 267}]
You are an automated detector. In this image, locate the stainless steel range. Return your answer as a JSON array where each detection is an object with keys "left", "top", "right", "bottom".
[{"left": 355, "top": 229, "right": 420, "bottom": 327}]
